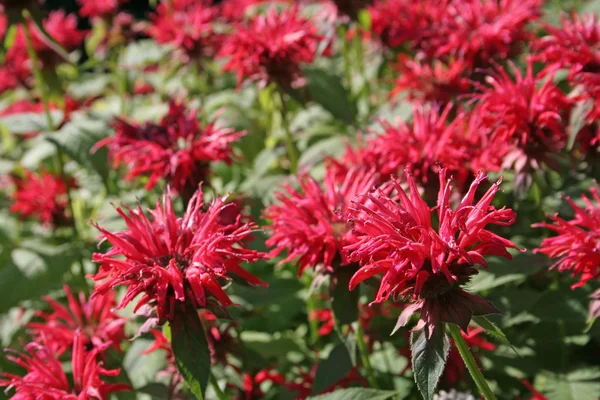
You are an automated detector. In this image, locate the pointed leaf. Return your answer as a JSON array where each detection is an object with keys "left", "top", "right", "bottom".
[
  {"left": 311, "top": 343, "right": 353, "bottom": 395},
  {"left": 332, "top": 268, "right": 359, "bottom": 326},
  {"left": 304, "top": 67, "right": 357, "bottom": 125},
  {"left": 308, "top": 388, "right": 399, "bottom": 400},
  {"left": 411, "top": 328, "right": 450, "bottom": 400},
  {"left": 170, "top": 312, "right": 211, "bottom": 400},
  {"left": 473, "top": 316, "right": 519, "bottom": 356}
]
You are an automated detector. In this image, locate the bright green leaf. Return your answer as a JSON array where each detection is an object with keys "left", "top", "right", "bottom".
[{"left": 308, "top": 388, "right": 399, "bottom": 400}]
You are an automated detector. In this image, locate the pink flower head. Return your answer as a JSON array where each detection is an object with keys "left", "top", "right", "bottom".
[
  {"left": 77, "top": 0, "right": 129, "bottom": 19},
  {"left": 95, "top": 101, "right": 244, "bottom": 200},
  {"left": 91, "top": 187, "right": 268, "bottom": 324},
  {"left": 432, "top": 0, "right": 541, "bottom": 67},
  {"left": 533, "top": 186, "right": 600, "bottom": 289},
  {"left": 147, "top": 0, "right": 221, "bottom": 61},
  {"left": 0, "top": 333, "right": 130, "bottom": 399},
  {"left": 533, "top": 13, "right": 600, "bottom": 77},
  {"left": 9, "top": 170, "right": 76, "bottom": 227},
  {"left": 265, "top": 166, "right": 378, "bottom": 276},
  {"left": 391, "top": 55, "right": 472, "bottom": 104},
  {"left": 346, "top": 169, "right": 518, "bottom": 337},
  {"left": 368, "top": 0, "right": 443, "bottom": 50},
  {"left": 475, "top": 62, "right": 572, "bottom": 180},
  {"left": 219, "top": 6, "right": 329, "bottom": 88},
  {"left": 27, "top": 285, "right": 126, "bottom": 355},
  {"left": 363, "top": 104, "right": 476, "bottom": 189}
]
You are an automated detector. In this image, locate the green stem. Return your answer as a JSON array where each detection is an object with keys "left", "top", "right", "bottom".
[
  {"left": 275, "top": 88, "right": 299, "bottom": 173},
  {"left": 209, "top": 373, "right": 229, "bottom": 400},
  {"left": 448, "top": 324, "right": 497, "bottom": 400},
  {"left": 303, "top": 277, "right": 319, "bottom": 346},
  {"left": 356, "top": 322, "right": 379, "bottom": 389},
  {"left": 22, "top": 12, "right": 54, "bottom": 131}
]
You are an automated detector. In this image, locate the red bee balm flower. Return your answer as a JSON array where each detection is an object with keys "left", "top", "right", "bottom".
[
  {"left": 95, "top": 101, "right": 244, "bottom": 201},
  {"left": 345, "top": 169, "right": 518, "bottom": 337},
  {"left": 92, "top": 187, "right": 267, "bottom": 324},
  {"left": 475, "top": 62, "right": 571, "bottom": 181},
  {"left": 533, "top": 186, "right": 600, "bottom": 289},
  {"left": 77, "top": 0, "right": 129, "bottom": 19},
  {"left": 27, "top": 285, "right": 126, "bottom": 355},
  {"left": 219, "top": 7, "right": 329, "bottom": 88},
  {"left": 265, "top": 166, "right": 377, "bottom": 276},
  {"left": 0, "top": 333, "right": 130, "bottom": 399},
  {"left": 147, "top": 0, "right": 221, "bottom": 61},
  {"left": 10, "top": 170, "right": 76, "bottom": 227}
]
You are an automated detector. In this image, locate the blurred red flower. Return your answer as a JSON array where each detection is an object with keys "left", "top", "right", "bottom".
[
  {"left": 95, "top": 101, "right": 244, "bottom": 201},
  {"left": 77, "top": 0, "right": 128, "bottom": 19},
  {"left": 219, "top": 6, "right": 329, "bottom": 88},
  {"left": 391, "top": 56, "right": 472, "bottom": 104},
  {"left": 346, "top": 169, "right": 518, "bottom": 337},
  {"left": 474, "top": 62, "right": 572, "bottom": 184},
  {"left": 232, "top": 369, "right": 288, "bottom": 400},
  {"left": 27, "top": 285, "right": 126, "bottom": 355},
  {"left": 9, "top": 170, "right": 76, "bottom": 227},
  {"left": 147, "top": 0, "right": 221, "bottom": 62},
  {"left": 533, "top": 186, "right": 600, "bottom": 290},
  {"left": 0, "top": 333, "right": 130, "bottom": 399},
  {"left": 92, "top": 187, "right": 267, "bottom": 324},
  {"left": 310, "top": 308, "right": 335, "bottom": 336},
  {"left": 265, "top": 166, "right": 377, "bottom": 276}
]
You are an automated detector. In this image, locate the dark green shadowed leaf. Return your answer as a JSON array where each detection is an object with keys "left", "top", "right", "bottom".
[
  {"left": 308, "top": 388, "right": 399, "bottom": 400},
  {"left": 332, "top": 268, "right": 359, "bottom": 326},
  {"left": 411, "top": 328, "right": 450, "bottom": 400},
  {"left": 311, "top": 343, "right": 354, "bottom": 395},
  {"left": 304, "top": 67, "right": 357, "bottom": 125},
  {"left": 170, "top": 311, "right": 211, "bottom": 400}
]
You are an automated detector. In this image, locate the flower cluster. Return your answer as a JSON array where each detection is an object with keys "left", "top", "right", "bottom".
[
  {"left": 95, "top": 101, "right": 244, "bottom": 200},
  {"left": 0, "top": 333, "right": 130, "bottom": 399},
  {"left": 265, "top": 166, "right": 377, "bottom": 276},
  {"left": 220, "top": 6, "right": 329, "bottom": 88},
  {"left": 92, "top": 187, "right": 267, "bottom": 324},
  {"left": 9, "top": 170, "right": 76, "bottom": 227},
  {"left": 346, "top": 169, "right": 518, "bottom": 336},
  {"left": 77, "top": 0, "right": 128, "bottom": 19},
  {"left": 147, "top": 0, "right": 222, "bottom": 62}
]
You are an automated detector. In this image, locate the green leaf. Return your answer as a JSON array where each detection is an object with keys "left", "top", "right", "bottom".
[
  {"left": 567, "top": 99, "right": 593, "bottom": 151},
  {"left": 332, "top": 268, "right": 359, "bottom": 326},
  {"left": 357, "top": 10, "right": 372, "bottom": 30},
  {"left": 170, "top": 312, "right": 211, "bottom": 400},
  {"left": 298, "top": 135, "right": 347, "bottom": 170},
  {"left": 0, "top": 111, "right": 64, "bottom": 135},
  {"left": 540, "top": 369, "right": 600, "bottom": 400},
  {"left": 411, "top": 328, "right": 450, "bottom": 400},
  {"left": 311, "top": 343, "right": 354, "bottom": 395},
  {"left": 137, "top": 383, "right": 170, "bottom": 399},
  {"left": 304, "top": 67, "right": 357, "bottom": 125},
  {"left": 473, "top": 316, "right": 519, "bottom": 356},
  {"left": 308, "top": 388, "right": 399, "bottom": 400},
  {"left": 0, "top": 245, "right": 78, "bottom": 314},
  {"left": 46, "top": 118, "right": 110, "bottom": 182}
]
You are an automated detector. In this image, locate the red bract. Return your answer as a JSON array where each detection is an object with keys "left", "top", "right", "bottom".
[
  {"left": 219, "top": 7, "right": 329, "bottom": 88},
  {"left": 533, "top": 186, "right": 600, "bottom": 289},
  {"left": 91, "top": 187, "right": 267, "bottom": 324},
  {"left": 346, "top": 169, "right": 518, "bottom": 337},
  {"left": 0, "top": 333, "right": 130, "bottom": 399},
  {"left": 27, "top": 285, "right": 126, "bottom": 355},
  {"left": 474, "top": 62, "right": 571, "bottom": 181},
  {"left": 147, "top": 0, "right": 221, "bottom": 62},
  {"left": 391, "top": 56, "right": 472, "bottom": 104},
  {"left": 95, "top": 101, "right": 244, "bottom": 200},
  {"left": 9, "top": 170, "right": 75, "bottom": 227},
  {"left": 78, "top": 0, "right": 128, "bottom": 19},
  {"left": 265, "top": 166, "right": 377, "bottom": 276}
]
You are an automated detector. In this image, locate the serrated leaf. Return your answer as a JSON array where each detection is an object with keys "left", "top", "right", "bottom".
[
  {"left": 171, "top": 312, "right": 211, "bottom": 400},
  {"left": 311, "top": 343, "right": 354, "bottom": 395},
  {"left": 304, "top": 67, "right": 357, "bottom": 125},
  {"left": 411, "top": 328, "right": 450, "bottom": 400},
  {"left": 332, "top": 268, "right": 359, "bottom": 326},
  {"left": 473, "top": 316, "right": 519, "bottom": 356},
  {"left": 308, "top": 388, "right": 399, "bottom": 400}
]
